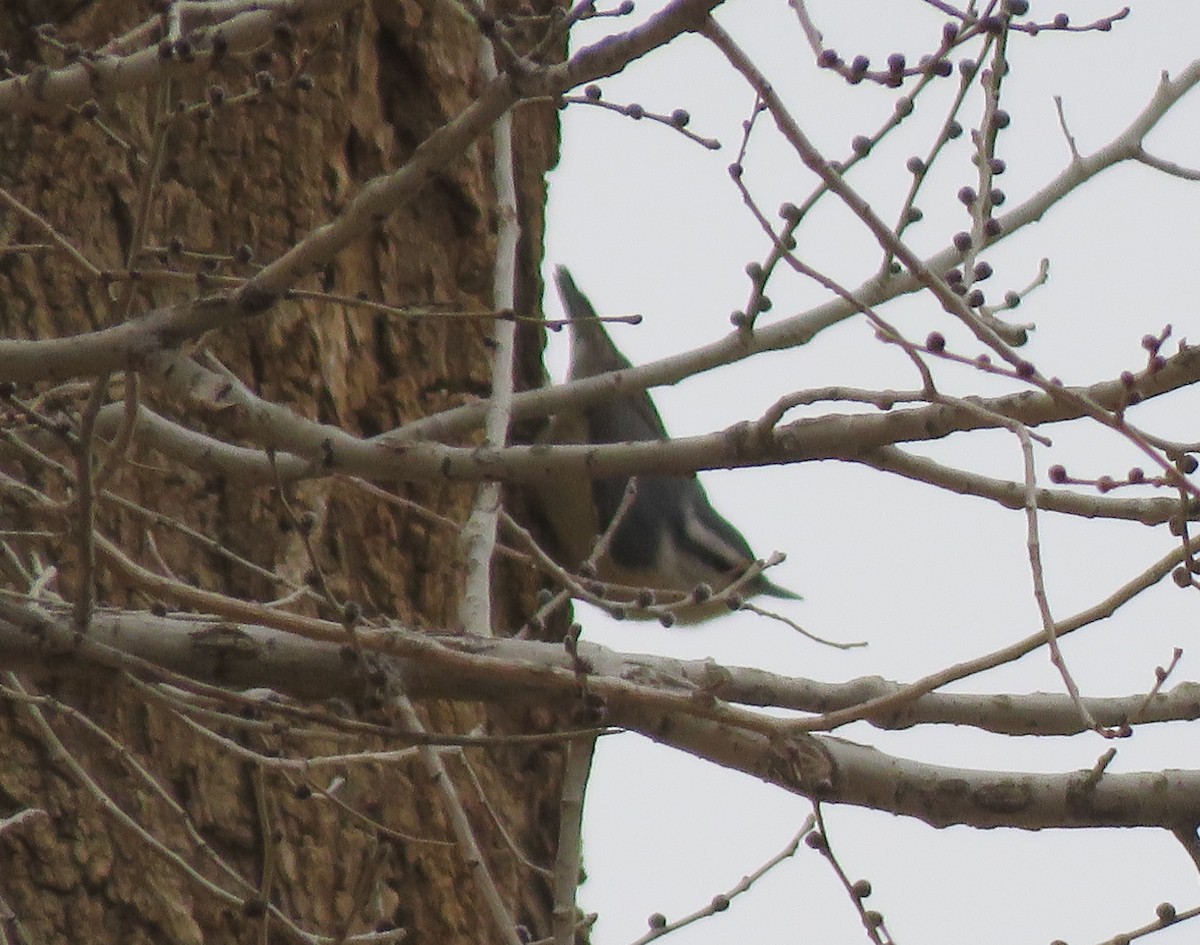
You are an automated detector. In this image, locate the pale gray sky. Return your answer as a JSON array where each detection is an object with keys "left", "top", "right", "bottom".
[{"left": 545, "top": 3, "right": 1200, "bottom": 942}]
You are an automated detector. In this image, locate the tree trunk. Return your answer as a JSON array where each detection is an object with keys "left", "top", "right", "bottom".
[{"left": 0, "top": 2, "right": 565, "bottom": 942}]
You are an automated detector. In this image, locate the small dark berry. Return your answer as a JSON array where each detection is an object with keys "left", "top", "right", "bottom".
[
  {"left": 983, "top": 218, "right": 1002, "bottom": 237},
  {"left": 933, "top": 59, "right": 952, "bottom": 77},
  {"left": 1120, "top": 370, "right": 1136, "bottom": 388},
  {"left": 1004, "top": 291, "right": 1020, "bottom": 307},
  {"left": 852, "top": 879, "right": 872, "bottom": 899},
  {"left": 670, "top": 108, "right": 690, "bottom": 127},
  {"left": 975, "top": 353, "right": 992, "bottom": 366},
  {"left": 926, "top": 331, "right": 946, "bottom": 352},
  {"left": 906, "top": 156, "right": 925, "bottom": 174},
  {"left": 1015, "top": 360, "right": 1035, "bottom": 378},
  {"left": 293, "top": 73, "right": 314, "bottom": 92},
  {"left": 805, "top": 832, "right": 827, "bottom": 851},
  {"left": 711, "top": 895, "right": 730, "bottom": 912},
  {"left": 780, "top": 202, "right": 801, "bottom": 223},
  {"left": 958, "top": 186, "right": 977, "bottom": 206},
  {"left": 958, "top": 58, "right": 976, "bottom": 76},
  {"left": 817, "top": 49, "right": 839, "bottom": 68},
  {"left": 1097, "top": 476, "right": 1116, "bottom": 493},
  {"left": 990, "top": 188, "right": 1006, "bottom": 205},
  {"left": 1157, "top": 902, "right": 1177, "bottom": 924},
  {"left": 626, "top": 103, "right": 644, "bottom": 119},
  {"left": 993, "top": 110, "right": 1011, "bottom": 130},
  {"left": 946, "top": 268, "right": 963, "bottom": 283},
  {"left": 852, "top": 135, "right": 872, "bottom": 155},
  {"left": 990, "top": 158, "right": 1007, "bottom": 174},
  {"left": 1053, "top": 13, "right": 1069, "bottom": 28},
  {"left": 1178, "top": 454, "right": 1198, "bottom": 474},
  {"left": 1005, "top": 0, "right": 1029, "bottom": 14},
  {"left": 942, "top": 22, "right": 958, "bottom": 44},
  {"left": 851, "top": 55, "right": 870, "bottom": 74},
  {"left": 1128, "top": 468, "right": 1145, "bottom": 484},
  {"left": 648, "top": 913, "right": 667, "bottom": 930},
  {"left": 1048, "top": 464, "right": 1067, "bottom": 484},
  {"left": 255, "top": 70, "right": 276, "bottom": 92},
  {"left": 973, "top": 261, "right": 993, "bottom": 280},
  {"left": 745, "top": 261, "right": 763, "bottom": 280},
  {"left": 728, "top": 162, "right": 743, "bottom": 179},
  {"left": 584, "top": 84, "right": 601, "bottom": 100},
  {"left": 947, "top": 120, "right": 963, "bottom": 138},
  {"left": 906, "top": 206, "right": 923, "bottom": 223},
  {"left": 1141, "top": 334, "right": 1161, "bottom": 352},
  {"left": 953, "top": 231, "right": 972, "bottom": 251},
  {"left": 966, "top": 289, "right": 984, "bottom": 307}
]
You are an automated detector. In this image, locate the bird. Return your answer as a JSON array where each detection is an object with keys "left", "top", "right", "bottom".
[{"left": 534, "top": 265, "right": 799, "bottom": 622}]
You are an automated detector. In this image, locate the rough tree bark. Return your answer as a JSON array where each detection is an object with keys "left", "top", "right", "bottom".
[{"left": 0, "top": 2, "right": 565, "bottom": 942}]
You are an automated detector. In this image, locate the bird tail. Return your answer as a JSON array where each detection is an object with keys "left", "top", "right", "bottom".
[{"left": 757, "top": 574, "right": 802, "bottom": 601}]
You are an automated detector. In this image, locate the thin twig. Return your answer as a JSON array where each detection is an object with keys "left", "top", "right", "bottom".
[
  {"left": 0, "top": 187, "right": 102, "bottom": 278},
  {"left": 393, "top": 694, "right": 523, "bottom": 945},
  {"left": 628, "top": 817, "right": 816, "bottom": 944}
]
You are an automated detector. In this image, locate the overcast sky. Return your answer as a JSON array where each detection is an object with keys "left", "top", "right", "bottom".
[{"left": 543, "top": 3, "right": 1200, "bottom": 943}]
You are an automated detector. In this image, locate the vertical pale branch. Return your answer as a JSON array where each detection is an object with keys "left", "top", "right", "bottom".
[
  {"left": 551, "top": 734, "right": 596, "bottom": 945},
  {"left": 458, "top": 36, "right": 521, "bottom": 638},
  {"left": 72, "top": 374, "right": 110, "bottom": 634}
]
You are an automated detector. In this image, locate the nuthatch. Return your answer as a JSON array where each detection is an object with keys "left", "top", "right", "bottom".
[{"left": 536, "top": 266, "right": 798, "bottom": 621}]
